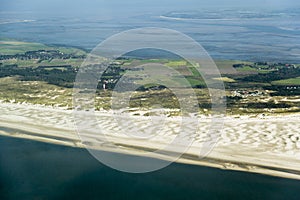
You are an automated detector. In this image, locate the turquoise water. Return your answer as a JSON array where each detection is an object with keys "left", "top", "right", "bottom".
[{"left": 0, "top": 135, "right": 299, "bottom": 200}]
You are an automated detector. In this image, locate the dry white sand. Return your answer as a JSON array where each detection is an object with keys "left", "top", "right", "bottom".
[{"left": 0, "top": 102, "right": 300, "bottom": 179}]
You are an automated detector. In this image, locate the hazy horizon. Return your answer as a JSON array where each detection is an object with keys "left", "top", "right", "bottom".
[{"left": 1, "top": 0, "right": 300, "bottom": 17}]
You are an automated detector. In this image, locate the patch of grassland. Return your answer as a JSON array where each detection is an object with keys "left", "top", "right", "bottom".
[
  {"left": 1, "top": 59, "right": 39, "bottom": 67},
  {"left": 40, "top": 58, "right": 83, "bottom": 67},
  {"left": 0, "top": 38, "right": 86, "bottom": 56},
  {"left": 188, "top": 66, "right": 201, "bottom": 76},
  {"left": 139, "top": 59, "right": 168, "bottom": 64},
  {"left": 236, "top": 66, "right": 258, "bottom": 72},
  {"left": 0, "top": 76, "right": 72, "bottom": 107},
  {"left": 213, "top": 77, "right": 236, "bottom": 83},
  {"left": 214, "top": 60, "right": 253, "bottom": 74},
  {"left": 56, "top": 47, "right": 86, "bottom": 56},
  {"left": 214, "top": 60, "right": 252, "bottom": 67},
  {"left": 165, "top": 60, "right": 187, "bottom": 67},
  {"left": 185, "top": 77, "right": 206, "bottom": 87},
  {"left": 271, "top": 77, "right": 300, "bottom": 86},
  {"left": 0, "top": 39, "right": 49, "bottom": 55},
  {"left": 233, "top": 65, "right": 273, "bottom": 74},
  {"left": 258, "top": 70, "right": 274, "bottom": 74}
]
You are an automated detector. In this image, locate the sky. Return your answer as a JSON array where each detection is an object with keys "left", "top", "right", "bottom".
[
  {"left": 1, "top": 0, "right": 300, "bottom": 10},
  {"left": 1, "top": 0, "right": 300, "bottom": 16}
]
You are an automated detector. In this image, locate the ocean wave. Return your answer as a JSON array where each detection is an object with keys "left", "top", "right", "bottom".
[
  {"left": 159, "top": 9, "right": 294, "bottom": 22},
  {"left": 159, "top": 15, "right": 269, "bottom": 21},
  {"left": 0, "top": 19, "right": 36, "bottom": 25},
  {"left": 278, "top": 26, "right": 298, "bottom": 31}
]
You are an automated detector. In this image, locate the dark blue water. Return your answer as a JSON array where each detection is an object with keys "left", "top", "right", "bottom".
[{"left": 0, "top": 135, "right": 300, "bottom": 200}]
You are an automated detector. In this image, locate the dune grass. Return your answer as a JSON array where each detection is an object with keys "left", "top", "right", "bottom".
[{"left": 271, "top": 77, "right": 300, "bottom": 86}]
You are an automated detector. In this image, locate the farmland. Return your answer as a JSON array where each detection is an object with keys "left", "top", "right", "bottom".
[{"left": 0, "top": 39, "right": 299, "bottom": 115}]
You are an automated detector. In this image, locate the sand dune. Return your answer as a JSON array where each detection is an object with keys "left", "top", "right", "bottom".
[{"left": 0, "top": 102, "right": 300, "bottom": 179}]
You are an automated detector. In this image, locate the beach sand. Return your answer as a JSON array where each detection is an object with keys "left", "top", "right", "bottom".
[{"left": 0, "top": 102, "right": 300, "bottom": 179}]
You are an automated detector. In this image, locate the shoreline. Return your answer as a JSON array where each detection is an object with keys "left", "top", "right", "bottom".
[
  {"left": 0, "top": 102, "right": 300, "bottom": 180},
  {"left": 2, "top": 135, "right": 300, "bottom": 200}
]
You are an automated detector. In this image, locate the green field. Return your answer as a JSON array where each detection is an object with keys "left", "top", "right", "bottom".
[
  {"left": 0, "top": 38, "right": 86, "bottom": 56},
  {"left": 271, "top": 77, "right": 300, "bottom": 86},
  {"left": 166, "top": 60, "right": 188, "bottom": 67},
  {"left": 0, "top": 39, "right": 50, "bottom": 55}
]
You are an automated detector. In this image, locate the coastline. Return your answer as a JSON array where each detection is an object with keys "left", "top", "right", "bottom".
[
  {"left": 0, "top": 102, "right": 300, "bottom": 180},
  {"left": 2, "top": 135, "right": 300, "bottom": 200}
]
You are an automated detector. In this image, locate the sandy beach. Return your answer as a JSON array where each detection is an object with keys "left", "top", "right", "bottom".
[{"left": 0, "top": 102, "right": 300, "bottom": 179}]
